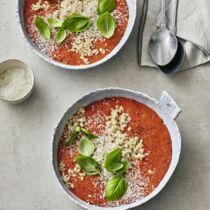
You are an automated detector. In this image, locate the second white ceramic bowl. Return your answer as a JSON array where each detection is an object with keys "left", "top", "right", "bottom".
[
  {"left": 52, "top": 88, "right": 182, "bottom": 210},
  {"left": 17, "top": 0, "right": 137, "bottom": 70}
]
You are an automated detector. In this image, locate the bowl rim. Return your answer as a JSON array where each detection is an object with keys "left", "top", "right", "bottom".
[
  {"left": 16, "top": 0, "right": 137, "bottom": 71},
  {"left": 51, "top": 87, "right": 182, "bottom": 210}
]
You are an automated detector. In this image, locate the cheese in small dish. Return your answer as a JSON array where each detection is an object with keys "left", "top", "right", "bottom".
[{"left": 0, "top": 59, "right": 34, "bottom": 104}]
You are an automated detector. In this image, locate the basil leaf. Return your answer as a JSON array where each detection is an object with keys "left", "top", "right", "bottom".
[
  {"left": 78, "top": 137, "right": 95, "bottom": 156},
  {"left": 65, "top": 126, "right": 80, "bottom": 146},
  {"left": 47, "top": 18, "right": 62, "bottom": 27},
  {"left": 35, "top": 16, "right": 51, "bottom": 39},
  {"left": 97, "top": 12, "right": 116, "bottom": 38},
  {"left": 55, "top": 28, "right": 67, "bottom": 43},
  {"left": 62, "top": 14, "right": 91, "bottom": 32},
  {"left": 76, "top": 155, "right": 100, "bottom": 176},
  {"left": 98, "top": 0, "right": 115, "bottom": 15},
  {"left": 80, "top": 128, "right": 98, "bottom": 139},
  {"left": 116, "top": 160, "right": 130, "bottom": 175},
  {"left": 104, "top": 148, "right": 123, "bottom": 172},
  {"left": 107, "top": 163, "right": 124, "bottom": 171},
  {"left": 105, "top": 175, "right": 128, "bottom": 201}
]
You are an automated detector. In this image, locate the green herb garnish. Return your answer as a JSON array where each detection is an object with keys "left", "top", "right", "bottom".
[
  {"left": 76, "top": 155, "right": 100, "bottom": 176},
  {"left": 97, "top": 12, "right": 116, "bottom": 38},
  {"left": 80, "top": 128, "right": 98, "bottom": 139},
  {"left": 78, "top": 137, "right": 95, "bottom": 157},
  {"left": 104, "top": 148, "right": 130, "bottom": 174},
  {"left": 62, "top": 14, "right": 91, "bottom": 32},
  {"left": 116, "top": 159, "right": 130, "bottom": 175},
  {"left": 55, "top": 28, "right": 67, "bottom": 43},
  {"left": 98, "top": 0, "right": 115, "bottom": 15},
  {"left": 104, "top": 148, "right": 123, "bottom": 172},
  {"left": 65, "top": 126, "right": 80, "bottom": 146},
  {"left": 35, "top": 16, "right": 51, "bottom": 39},
  {"left": 47, "top": 18, "right": 62, "bottom": 27},
  {"left": 105, "top": 175, "right": 128, "bottom": 201}
]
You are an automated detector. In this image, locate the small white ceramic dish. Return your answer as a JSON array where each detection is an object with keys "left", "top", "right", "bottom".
[
  {"left": 52, "top": 88, "right": 182, "bottom": 210},
  {"left": 0, "top": 59, "right": 35, "bottom": 104},
  {"left": 17, "top": 0, "right": 137, "bottom": 70}
]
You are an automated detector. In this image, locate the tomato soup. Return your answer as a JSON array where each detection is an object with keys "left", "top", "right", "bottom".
[
  {"left": 24, "top": 0, "right": 129, "bottom": 65},
  {"left": 57, "top": 97, "right": 172, "bottom": 207}
]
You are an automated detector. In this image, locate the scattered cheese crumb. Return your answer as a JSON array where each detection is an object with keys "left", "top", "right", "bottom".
[{"left": 32, "top": 0, "right": 50, "bottom": 11}]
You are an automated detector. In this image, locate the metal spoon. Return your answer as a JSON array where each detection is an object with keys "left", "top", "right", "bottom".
[
  {"left": 159, "top": 0, "right": 185, "bottom": 75},
  {"left": 148, "top": 0, "right": 178, "bottom": 66}
]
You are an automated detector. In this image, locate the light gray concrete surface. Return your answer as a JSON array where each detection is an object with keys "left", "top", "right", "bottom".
[{"left": 0, "top": 1, "right": 210, "bottom": 210}]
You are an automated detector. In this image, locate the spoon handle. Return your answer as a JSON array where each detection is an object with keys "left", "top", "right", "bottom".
[
  {"left": 171, "top": 0, "right": 178, "bottom": 34},
  {"left": 160, "top": 0, "right": 166, "bottom": 27}
]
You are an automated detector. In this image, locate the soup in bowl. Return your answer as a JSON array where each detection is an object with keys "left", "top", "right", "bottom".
[
  {"left": 52, "top": 88, "right": 181, "bottom": 209},
  {"left": 17, "top": 0, "right": 136, "bottom": 70}
]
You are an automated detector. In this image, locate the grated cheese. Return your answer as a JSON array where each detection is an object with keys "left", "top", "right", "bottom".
[{"left": 0, "top": 68, "right": 32, "bottom": 101}]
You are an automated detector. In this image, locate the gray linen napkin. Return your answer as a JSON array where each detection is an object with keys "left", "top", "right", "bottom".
[{"left": 139, "top": 0, "right": 210, "bottom": 70}]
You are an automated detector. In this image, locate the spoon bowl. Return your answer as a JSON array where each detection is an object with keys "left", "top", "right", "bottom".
[
  {"left": 159, "top": 41, "right": 185, "bottom": 75},
  {"left": 149, "top": 27, "right": 178, "bottom": 66}
]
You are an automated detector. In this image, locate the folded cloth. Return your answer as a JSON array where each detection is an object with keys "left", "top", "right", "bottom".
[{"left": 139, "top": 0, "right": 210, "bottom": 70}]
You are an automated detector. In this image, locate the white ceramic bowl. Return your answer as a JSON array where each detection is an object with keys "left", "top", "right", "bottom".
[
  {"left": 17, "top": 0, "right": 137, "bottom": 70},
  {"left": 52, "top": 88, "right": 182, "bottom": 210},
  {"left": 0, "top": 59, "right": 34, "bottom": 104}
]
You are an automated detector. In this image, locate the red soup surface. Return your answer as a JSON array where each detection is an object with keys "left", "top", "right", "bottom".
[
  {"left": 24, "top": 0, "right": 129, "bottom": 65},
  {"left": 57, "top": 97, "right": 172, "bottom": 207}
]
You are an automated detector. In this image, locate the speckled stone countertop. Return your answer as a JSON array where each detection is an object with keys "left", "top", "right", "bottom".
[{"left": 0, "top": 1, "right": 210, "bottom": 210}]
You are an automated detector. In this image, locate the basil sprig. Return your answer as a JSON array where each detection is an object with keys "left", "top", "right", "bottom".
[
  {"left": 47, "top": 18, "right": 62, "bottom": 28},
  {"left": 97, "top": 12, "right": 116, "bottom": 39},
  {"left": 78, "top": 137, "right": 95, "bottom": 156},
  {"left": 76, "top": 155, "right": 100, "bottom": 176},
  {"left": 55, "top": 28, "right": 67, "bottom": 43},
  {"left": 35, "top": 0, "right": 117, "bottom": 41},
  {"left": 35, "top": 16, "right": 51, "bottom": 39},
  {"left": 116, "top": 160, "right": 130, "bottom": 175},
  {"left": 98, "top": 0, "right": 115, "bottom": 15},
  {"left": 81, "top": 128, "right": 98, "bottom": 139},
  {"left": 105, "top": 175, "right": 128, "bottom": 201},
  {"left": 104, "top": 148, "right": 129, "bottom": 174},
  {"left": 104, "top": 148, "right": 123, "bottom": 172},
  {"left": 48, "top": 18, "right": 67, "bottom": 43},
  {"left": 35, "top": 15, "right": 90, "bottom": 43},
  {"left": 62, "top": 14, "right": 91, "bottom": 32},
  {"left": 65, "top": 126, "right": 80, "bottom": 146},
  {"left": 65, "top": 127, "right": 97, "bottom": 146}
]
